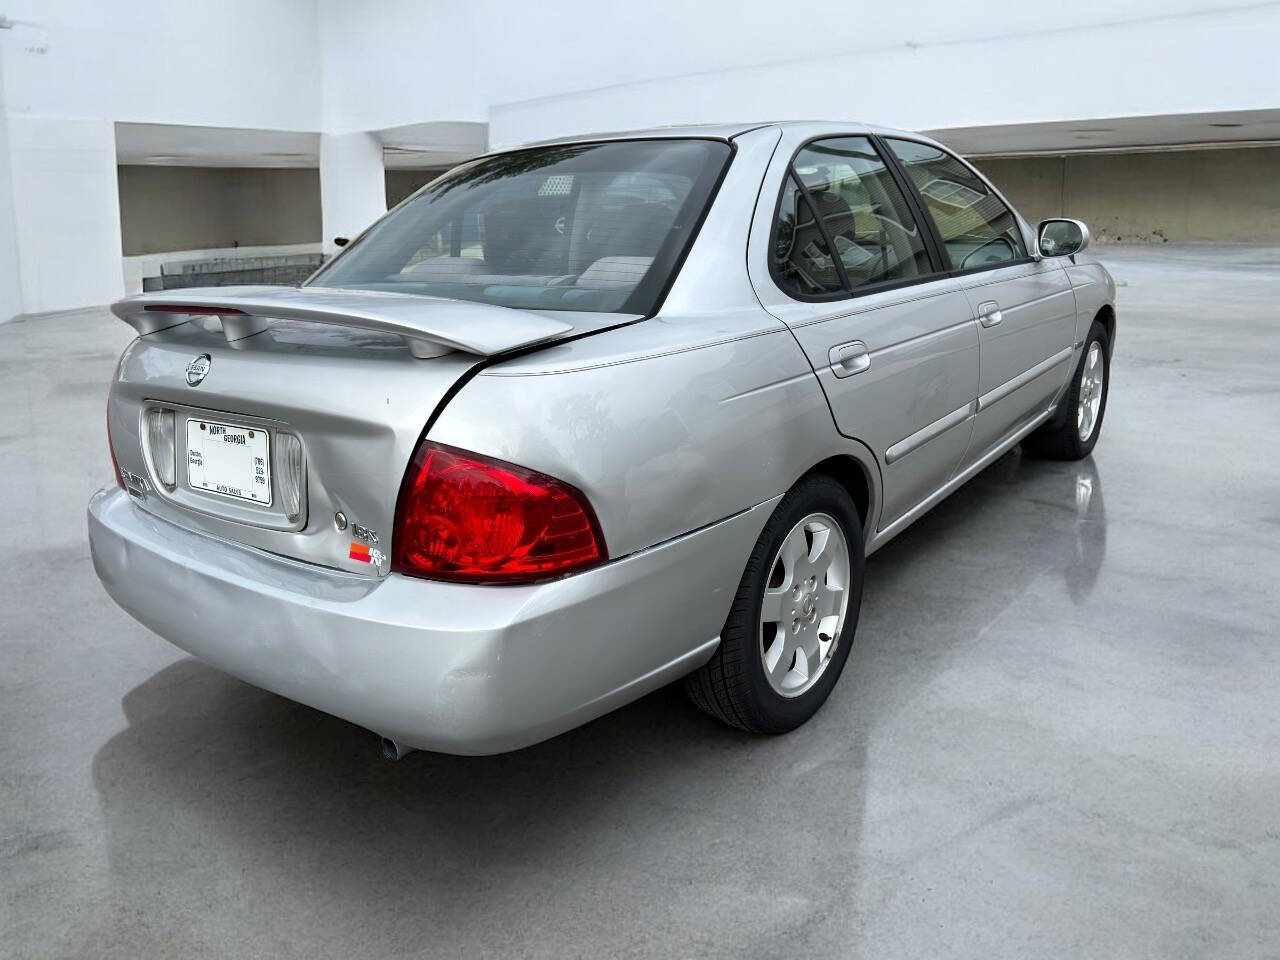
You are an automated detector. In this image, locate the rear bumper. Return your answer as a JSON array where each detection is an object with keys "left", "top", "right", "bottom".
[{"left": 87, "top": 488, "right": 772, "bottom": 755}]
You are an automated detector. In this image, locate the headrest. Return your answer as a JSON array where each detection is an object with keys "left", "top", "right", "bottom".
[{"left": 576, "top": 256, "right": 653, "bottom": 290}]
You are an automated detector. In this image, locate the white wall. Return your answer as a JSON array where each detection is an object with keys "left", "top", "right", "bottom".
[
  {"left": 0, "top": 0, "right": 320, "bottom": 319},
  {"left": 1, "top": 0, "right": 320, "bottom": 130},
  {"left": 3, "top": 0, "right": 1280, "bottom": 320},
  {"left": 0, "top": 47, "right": 23, "bottom": 324},
  {"left": 6, "top": 115, "right": 123, "bottom": 314},
  {"left": 317, "top": 0, "right": 1280, "bottom": 146},
  {"left": 318, "top": 0, "right": 485, "bottom": 136},
  {"left": 319, "top": 132, "right": 386, "bottom": 255}
]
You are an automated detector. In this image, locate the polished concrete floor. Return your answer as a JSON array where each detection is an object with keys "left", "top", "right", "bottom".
[{"left": 3, "top": 245, "right": 1278, "bottom": 959}]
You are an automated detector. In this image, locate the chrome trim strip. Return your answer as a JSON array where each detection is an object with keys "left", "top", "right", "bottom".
[
  {"left": 977, "top": 346, "right": 1074, "bottom": 411},
  {"left": 885, "top": 400, "right": 976, "bottom": 465},
  {"left": 868, "top": 403, "right": 1056, "bottom": 554}
]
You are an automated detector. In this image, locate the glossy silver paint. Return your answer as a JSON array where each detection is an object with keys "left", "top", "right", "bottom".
[
  {"left": 88, "top": 121, "right": 1116, "bottom": 754},
  {"left": 88, "top": 486, "right": 779, "bottom": 755}
]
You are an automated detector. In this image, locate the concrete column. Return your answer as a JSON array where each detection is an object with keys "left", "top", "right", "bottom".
[
  {"left": 4, "top": 114, "right": 123, "bottom": 316},
  {"left": 0, "top": 47, "right": 24, "bottom": 323},
  {"left": 319, "top": 132, "right": 385, "bottom": 257}
]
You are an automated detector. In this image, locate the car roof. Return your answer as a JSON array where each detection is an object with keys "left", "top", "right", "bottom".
[{"left": 507, "top": 121, "right": 946, "bottom": 151}]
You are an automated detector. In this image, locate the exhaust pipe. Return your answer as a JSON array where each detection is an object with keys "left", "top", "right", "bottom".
[{"left": 379, "top": 736, "right": 415, "bottom": 762}]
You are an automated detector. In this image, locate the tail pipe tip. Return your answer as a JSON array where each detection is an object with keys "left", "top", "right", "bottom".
[{"left": 379, "top": 737, "right": 415, "bottom": 762}]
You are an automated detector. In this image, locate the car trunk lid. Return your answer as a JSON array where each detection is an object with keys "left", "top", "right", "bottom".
[{"left": 107, "top": 287, "right": 634, "bottom": 576}]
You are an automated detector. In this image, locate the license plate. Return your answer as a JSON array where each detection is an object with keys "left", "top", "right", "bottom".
[{"left": 186, "top": 418, "right": 272, "bottom": 505}]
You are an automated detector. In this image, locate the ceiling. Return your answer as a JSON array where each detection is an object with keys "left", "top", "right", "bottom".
[
  {"left": 928, "top": 108, "right": 1280, "bottom": 157},
  {"left": 114, "top": 121, "right": 489, "bottom": 169},
  {"left": 113, "top": 110, "right": 1280, "bottom": 170},
  {"left": 114, "top": 124, "right": 321, "bottom": 167},
  {"left": 379, "top": 121, "right": 489, "bottom": 168}
]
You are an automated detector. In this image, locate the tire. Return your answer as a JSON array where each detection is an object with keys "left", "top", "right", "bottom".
[
  {"left": 685, "top": 473, "right": 865, "bottom": 734},
  {"left": 1024, "top": 320, "right": 1111, "bottom": 460}
]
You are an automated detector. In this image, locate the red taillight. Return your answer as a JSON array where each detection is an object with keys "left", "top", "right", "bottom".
[
  {"left": 393, "top": 442, "right": 606, "bottom": 583},
  {"left": 142, "top": 305, "right": 247, "bottom": 317}
]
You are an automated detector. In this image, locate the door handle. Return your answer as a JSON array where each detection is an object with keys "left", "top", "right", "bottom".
[
  {"left": 829, "top": 340, "right": 870, "bottom": 378},
  {"left": 977, "top": 300, "right": 1002, "bottom": 327}
]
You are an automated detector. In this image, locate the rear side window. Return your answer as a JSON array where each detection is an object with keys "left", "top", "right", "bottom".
[
  {"left": 771, "top": 136, "right": 932, "bottom": 299},
  {"left": 772, "top": 175, "right": 843, "bottom": 296},
  {"left": 311, "top": 139, "right": 732, "bottom": 315},
  {"left": 885, "top": 139, "right": 1027, "bottom": 271}
]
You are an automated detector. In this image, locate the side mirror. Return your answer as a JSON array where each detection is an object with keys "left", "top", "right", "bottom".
[
  {"left": 333, "top": 236, "right": 350, "bottom": 248},
  {"left": 1037, "top": 219, "right": 1089, "bottom": 259}
]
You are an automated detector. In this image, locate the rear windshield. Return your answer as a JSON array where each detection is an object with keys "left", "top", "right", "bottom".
[{"left": 310, "top": 139, "right": 733, "bottom": 315}]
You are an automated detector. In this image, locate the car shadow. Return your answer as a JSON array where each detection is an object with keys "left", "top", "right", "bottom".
[
  {"left": 82, "top": 447, "right": 1105, "bottom": 953},
  {"left": 866, "top": 447, "right": 1106, "bottom": 606}
]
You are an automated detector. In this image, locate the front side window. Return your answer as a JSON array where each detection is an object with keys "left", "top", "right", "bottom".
[
  {"left": 311, "top": 139, "right": 732, "bottom": 315},
  {"left": 886, "top": 139, "right": 1027, "bottom": 271},
  {"left": 771, "top": 136, "right": 932, "bottom": 298}
]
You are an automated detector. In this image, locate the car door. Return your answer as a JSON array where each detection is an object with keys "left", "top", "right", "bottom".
[
  {"left": 748, "top": 132, "right": 980, "bottom": 529},
  {"left": 883, "top": 138, "right": 1077, "bottom": 467}
]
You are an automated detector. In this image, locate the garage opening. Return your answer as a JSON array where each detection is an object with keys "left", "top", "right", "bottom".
[
  {"left": 974, "top": 146, "right": 1280, "bottom": 244},
  {"left": 117, "top": 165, "right": 323, "bottom": 290},
  {"left": 114, "top": 123, "right": 324, "bottom": 293}
]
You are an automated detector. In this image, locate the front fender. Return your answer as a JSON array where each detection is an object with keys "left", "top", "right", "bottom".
[{"left": 1064, "top": 257, "right": 1117, "bottom": 347}]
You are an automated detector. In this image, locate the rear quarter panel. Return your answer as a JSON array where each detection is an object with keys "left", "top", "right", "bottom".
[{"left": 428, "top": 315, "right": 875, "bottom": 559}]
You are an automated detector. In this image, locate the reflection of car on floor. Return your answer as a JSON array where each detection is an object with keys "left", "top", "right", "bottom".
[{"left": 88, "top": 121, "right": 1116, "bottom": 757}]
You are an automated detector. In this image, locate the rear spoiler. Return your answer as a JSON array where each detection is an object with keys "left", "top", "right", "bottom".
[{"left": 110, "top": 286, "right": 576, "bottom": 358}]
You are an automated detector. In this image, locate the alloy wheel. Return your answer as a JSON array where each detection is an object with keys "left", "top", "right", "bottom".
[
  {"left": 759, "top": 513, "right": 851, "bottom": 698},
  {"left": 1077, "top": 341, "right": 1105, "bottom": 442}
]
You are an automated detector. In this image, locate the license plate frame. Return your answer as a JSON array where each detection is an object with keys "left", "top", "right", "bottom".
[{"left": 185, "top": 418, "right": 272, "bottom": 506}]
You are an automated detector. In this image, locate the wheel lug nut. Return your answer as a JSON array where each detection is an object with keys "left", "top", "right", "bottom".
[
  {"left": 791, "top": 619, "right": 801, "bottom": 634},
  {"left": 792, "top": 585, "right": 802, "bottom": 601}
]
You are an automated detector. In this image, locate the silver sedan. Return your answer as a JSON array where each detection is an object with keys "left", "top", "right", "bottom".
[{"left": 88, "top": 121, "right": 1115, "bottom": 756}]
